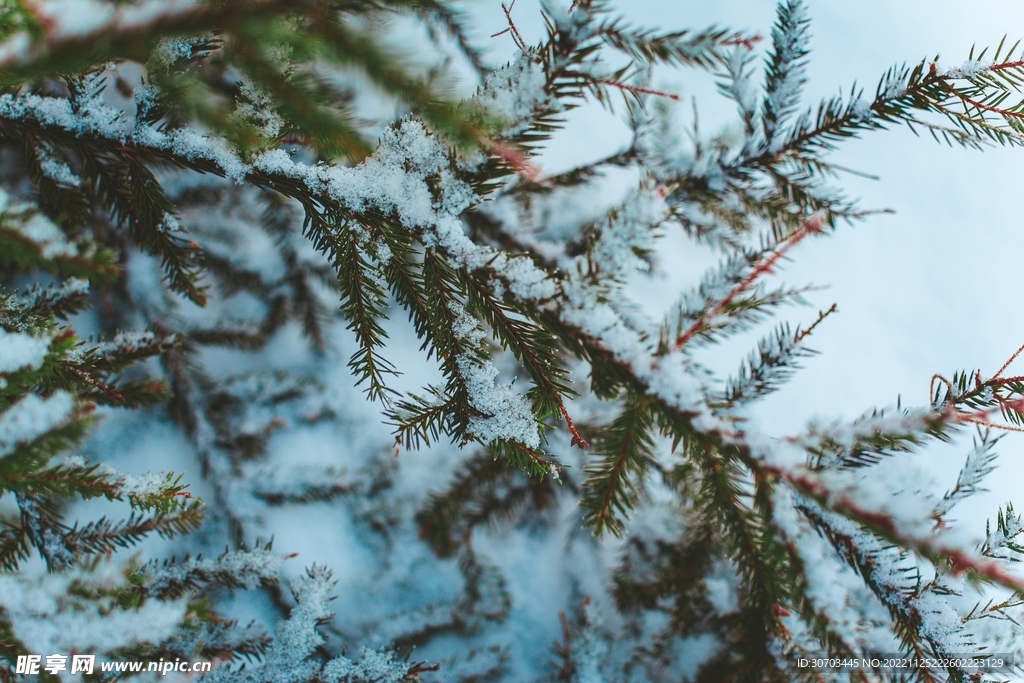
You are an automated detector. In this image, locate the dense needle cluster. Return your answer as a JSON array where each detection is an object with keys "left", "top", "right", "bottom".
[{"left": 3, "top": 0, "right": 1024, "bottom": 680}]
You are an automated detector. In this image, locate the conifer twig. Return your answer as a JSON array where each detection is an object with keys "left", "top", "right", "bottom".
[
  {"left": 64, "top": 365, "right": 126, "bottom": 404},
  {"left": 492, "top": 0, "right": 526, "bottom": 51},
  {"left": 794, "top": 303, "right": 838, "bottom": 343},
  {"left": 761, "top": 460, "right": 1024, "bottom": 593},
  {"left": 994, "top": 341, "right": 1024, "bottom": 379},
  {"left": 558, "top": 401, "right": 589, "bottom": 449},
  {"left": 673, "top": 214, "right": 824, "bottom": 351},
  {"left": 597, "top": 79, "right": 681, "bottom": 101}
]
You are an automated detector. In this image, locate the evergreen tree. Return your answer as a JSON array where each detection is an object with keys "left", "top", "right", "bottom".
[{"left": 2, "top": 0, "right": 1024, "bottom": 681}]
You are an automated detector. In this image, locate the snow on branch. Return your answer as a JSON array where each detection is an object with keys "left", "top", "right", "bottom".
[
  {"left": 0, "top": 188, "right": 78, "bottom": 260},
  {"left": 447, "top": 299, "right": 539, "bottom": 448},
  {"left": 205, "top": 565, "right": 410, "bottom": 683},
  {"left": 94, "top": 463, "right": 193, "bottom": 507},
  {"left": 139, "top": 546, "right": 281, "bottom": 598},
  {"left": 0, "top": 328, "right": 50, "bottom": 376},
  {"left": 0, "top": 0, "right": 299, "bottom": 76},
  {"left": 763, "top": 0, "right": 811, "bottom": 147},
  {"left": 0, "top": 392, "right": 75, "bottom": 458},
  {"left": 761, "top": 458, "right": 1024, "bottom": 595},
  {"left": 8, "top": 277, "right": 90, "bottom": 317},
  {"left": 0, "top": 567, "right": 188, "bottom": 657},
  {"left": 790, "top": 492, "right": 977, "bottom": 663},
  {"left": 981, "top": 503, "right": 1024, "bottom": 561},
  {"left": 934, "top": 432, "right": 999, "bottom": 516}
]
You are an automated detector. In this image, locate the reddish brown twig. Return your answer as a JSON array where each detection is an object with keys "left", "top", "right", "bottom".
[
  {"left": 65, "top": 365, "right": 126, "bottom": 404},
  {"left": 722, "top": 34, "right": 763, "bottom": 51},
  {"left": 598, "top": 79, "right": 681, "bottom": 102},
  {"left": 407, "top": 663, "right": 442, "bottom": 678},
  {"left": 794, "top": 303, "right": 838, "bottom": 343},
  {"left": 929, "top": 362, "right": 1024, "bottom": 432},
  {"left": 957, "top": 417, "right": 1024, "bottom": 434},
  {"left": 986, "top": 59, "right": 1024, "bottom": 72},
  {"left": 995, "top": 341, "right": 1024, "bottom": 379},
  {"left": 487, "top": 141, "right": 541, "bottom": 181},
  {"left": 956, "top": 395, "right": 1024, "bottom": 433},
  {"left": 514, "top": 442, "right": 562, "bottom": 475},
  {"left": 934, "top": 341, "right": 1024, "bottom": 424},
  {"left": 674, "top": 214, "right": 824, "bottom": 351},
  {"left": 933, "top": 62, "right": 1024, "bottom": 119},
  {"left": 762, "top": 461, "right": 1024, "bottom": 593},
  {"left": 930, "top": 373, "right": 954, "bottom": 406},
  {"left": 948, "top": 87, "right": 1024, "bottom": 119},
  {"left": 559, "top": 401, "right": 589, "bottom": 449},
  {"left": 491, "top": 0, "right": 526, "bottom": 51},
  {"left": 943, "top": 59, "right": 1024, "bottom": 77}
]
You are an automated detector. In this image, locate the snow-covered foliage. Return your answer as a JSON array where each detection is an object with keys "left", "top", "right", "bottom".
[
  {"left": 3, "top": 0, "right": 1024, "bottom": 681},
  {"left": 0, "top": 568, "right": 189, "bottom": 657}
]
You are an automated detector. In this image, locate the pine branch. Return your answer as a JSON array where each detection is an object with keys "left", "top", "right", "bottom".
[
  {"left": 336, "top": 222, "right": 397, "bottom": 405},
  {"left": 0, "top": 0, "right": 315, "bottom": 80},
  {"left": 137, "top": 542, "right": 279, "bottom": 599},
  {"left": 764, "top": 459, "right": 1024, "bottom": 597},
  {"left": 63, "top": 503, "right": 204, "bottom": 555},
  {"left": 934, "top": 430, "right": 999, "bottom": 516},
  {"left": 762, "top": 0, "right": 811, "bottom": 148},
  {"left": 417, "top": 449, "right": 565, "bottom": 558},
  {"left": 673, "top": 214, "right": 823, "bottom": 351},
  {"left": 718, "top": 320, "right": 821, "bottom": 408},
  {"left": 580, "top": 394, "right": 654, "bottom": 537},
  {"left": 460, "top": 268, "right": 572, "bottom": 424},
  {"left": 597, "top": 22, "right": 749, "bottom": 71}
]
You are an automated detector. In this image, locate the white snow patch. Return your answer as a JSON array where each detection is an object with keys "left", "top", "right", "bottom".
[
  {"left": 943, "top": 59, "right": 988, "bottom": 79},
  {"left": 0, "top": 329, "right": 50, "bottom": 375},
  {"left": 447, "top": 299, "right": 540, "bottom": 448},
  {"left": 0, "top": 392, "right": 74, "bottom": 457},
  {"left": 475, "top": 51, "right": 552, "bottom": 135},
  {"left": 0, "top": 570, "right": 187, "bottom": 656}
]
